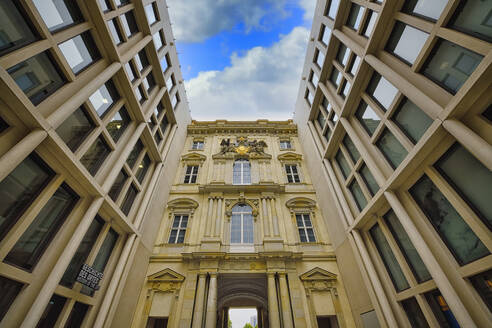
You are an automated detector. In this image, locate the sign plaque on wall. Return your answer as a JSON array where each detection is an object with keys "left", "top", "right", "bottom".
[{"left": 76, "top": 264, "right": 104, "bottom": 290}]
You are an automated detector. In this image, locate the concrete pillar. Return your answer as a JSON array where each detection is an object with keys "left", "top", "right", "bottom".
[
  {"left": 192, "top": 273, "right": 207, "bottom": 328},
  {"left": 267, "top": 273, "right": 281, "bottom": 327},
  {"left": 215, "top": 198, "right": 222, "bottom": 237},
  {"left": 205, "top": 273, "right": 218, "bottom": 328},
  {"left": 278, "top": 273, "right": 294, "bottom": 328},
  {"left": 262, "top": 198, "right": 271, "bottom": 237}
]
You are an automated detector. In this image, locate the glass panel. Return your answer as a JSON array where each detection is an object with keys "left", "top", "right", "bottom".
[
  {"left": 448, "top": 0, "right": 492, "bottom": 42},
  {"left": 153, "top": 31, "right": 164, "bottom": 49},
  {"left": 135, "top": 50, "right": 150, "bottom": 72},
  {"left": 145, "top": 3, "right": 157, "bottom": 25},
  {"left": 80, "top": 136, "right": 111, "bottom": 176},
  {"left": 56, "top": 106, "right": 94, "bottom": 152},
  {"left": 60, "top": 216, "right": 104, "bottom": 287},
  {"left": 317, "top": 111, "right": 326, "bottom": 128},
  {"left": 341, "top": 80, "right": 351, "bottom": 98},
  {"left": 336, "top": 44, "right": 350, "bottom": 66},
  {"left": 7, "top": 51, "right": 65, "bottom": 106},
  {"left": 299, "top": 229, "right": 307, "bottom": 242},
  {"left": 120, "top": 11, "right": 138, "bottom": 37},
  {"left": 335, "top": 150, "right": 351, "bottom": 179},
  {"left": 370, "top": 224, "right": 410, "bottom": 291},
  {"left": 384, "top": 210, "right": 431, "bottom": 282},
  {"left": 329, "top": 68, "right": 342, "bottom": 87},
  {"left": 231, "top": 214, "right": 241, "bottom": 243},
  {"left": 36, "top": 294, "right": 66, "bottom": 328},
  {"left": 33, "top": 0, "right": 83, "bottom": 32},
  {"left": 327, "top": 0, "right": 340, "bottom": 19},
  {"left": 124, "top": 63, "right": 135, "bottom": 81},
  {"left": 115, "top": 0, "right": 130, "bottom": 7},
  {"left": 347, "top": 3, "right": 364, "bottom": 30},
  {"left": 0, "top": 276, "right": 23, "bottom": 322},
  {"left": 168, "top": 229, "right": 177, "bottom": 243},
  {"left": 177, "top": 230, "right": 185, "bottom": 243},
  {"left": 0, "top": 153, "right": 54, "bottom": 241},
  {"left": 307, "top": 228, "right": 315, "bottom": 242},
  {"left": 0, "top": 1, "right": 39, "bottom": 56},
  {"left": 402, "top": 0, "right": 447, "bottom": 21},
  {"left": 106, "top": 106, "right": 130, "bottom": 143},
  {"left": 64, "top": 302, "right": 89, "bottom": 328},
  {"left": 320, "top": 24, "right": 331, "bottom": 45},
  {"left": 58, "top": 32, "right": 100, "bottom": 74},
  {"left": 401, "top": 298, "right": 429, "bottom": 328},
  {"left": 435, "top": 144, "right": 492, "bottom": 229},
  {"left": 243, "top": 214, "right": 254, "bottom": 243},
  {"left": 366, "top": 73, "right": 398, "bottom": 111},
  {"left": 359, "top": 164, "right": 379, "bottom": 196},
  {"left": 89, "top": 81, "right": 119, "bottom": 117},
  {"left": 393, "top": 98, "right": 432, "bottom": 143},
  {"left": 376, "top": 129, "right": 408, "bottom": 169},
  {"left": 343, "top": 135, "right": 360, "bottom": 163},
  {"left": 315, "top": 49, "right": 324, "bottom": 67},
  {"left": 410, "top": 175, "right": 489, "bottom": 265},
  {"left": 349, "top": 179, "right": 367, "bottom": 210},
  {"left": 421, "top": 39, "right": 483, "bottom": 94},
  {"left": 121, "top": 184, "right": 138, "bottom": 215},
  {"left": 386, "top": 22, "right": 429, "bottom": 65},
  {"left": 98, "top": 0, "right": 110, "bottom": 12},
  {"left": 349, "top": 56, "right": 361, "bottom": 76},
  {"left": 362, "top": 11, "right": 378, "bottom": 37},
  {"left": 108, "top": 19, "right": 122, "bottom": 44},
  {"left": 425, "top": 290, "right": 461, "bottom": 328},
  {"left": 5, "top": 184, "right": 78, "bottom": 271},
  {"left": 109, "top": 170, "right": 128, "bottom": 201},
  {"left": 136, "top": 154, "right": 151, "bottom": 183},
  {"left": 145, "top": 73, "right": 156, "bottom": 92},
  {"left": 356, "top": 101, "right": 380, "bottom": 136},
  {"left": 160, "top": 115, "right": 168, "bottom": 134},
  {"left": 469, "top": 269, "right": 492, "bottom": 312},
  {"left": 127, "top": 140, "right": 143, "bottom": 168}
]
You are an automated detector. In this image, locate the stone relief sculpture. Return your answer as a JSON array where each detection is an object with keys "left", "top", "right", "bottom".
[{"left": 217, "top": 137, "right": 270, "bottom": 158}]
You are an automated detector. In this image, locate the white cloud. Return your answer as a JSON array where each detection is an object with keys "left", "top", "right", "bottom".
[
  {"left": 298, "top": 0, "right": 316, "bottom": 20},
  {"left": 185, "top": 26, "right": 310, "bottom": 120}
]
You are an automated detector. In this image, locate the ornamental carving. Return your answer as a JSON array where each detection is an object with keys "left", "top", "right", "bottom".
[
  {"left": 285, "top": 197, "right": 316, "bottom": 213},
  {"left": 166, "top": 198, "right": 199, "bottom": 219},
  {"left": 225, "top": 196, "right": 259, "bottom": 217},
  {"left": 147, "top": 268, "right": 185, "bottom": 293},
  {"left": 300, "top": 267, "right": 338, "bottom": 292},
  {"left": 214, "top": 137, "right": 271, "bottom": 159}
]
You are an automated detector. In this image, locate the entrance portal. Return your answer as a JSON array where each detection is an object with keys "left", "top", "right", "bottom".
[{"left": 217, "top": 274, "right": 268, "bottom": 328}]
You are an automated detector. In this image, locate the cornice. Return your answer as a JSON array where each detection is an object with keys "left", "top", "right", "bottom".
[
  {"left": 187, "top": 119, "right": 298, "bottom": 135},
  {"left": 199, "top": 184, "right": 285, "bottom": 194}
]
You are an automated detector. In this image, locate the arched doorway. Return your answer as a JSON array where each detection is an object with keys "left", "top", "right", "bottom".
[{"left": 217, "top": 274, "right": 268, "bottom": 328}]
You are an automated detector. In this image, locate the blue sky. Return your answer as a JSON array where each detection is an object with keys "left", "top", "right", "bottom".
[{"left": 166, "top": 0, "right": 316, "bottom": 120}]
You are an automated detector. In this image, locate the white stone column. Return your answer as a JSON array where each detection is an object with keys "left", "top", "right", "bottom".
[
  {"left": 267, "top": 273, "right": 281, "bottom": 327},
  {"left": 192, "top": 273, "right": 207, "bottom": 328},
  {"left": 270, "top": 198, "right": 280, "bottom": 237},
  {"left": 205, "top": 198, "right": 214, "bottom": 237},
  {"left": 214, "top": 198, "right": 222, "bottom": 237},
  {"left": 262, "top": 198, "right": 271, "bottom": 237},
  {"left": 205, "top": 273, "right": 218, "bottom": 328},
  {"left": 278, "top": 273, "right": 294, "bottom": 328}
]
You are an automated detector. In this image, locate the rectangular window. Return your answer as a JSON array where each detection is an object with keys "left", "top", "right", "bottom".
[
  {"left": 0, "top": 153, "right": 54, "bottom": 241},
  {"left": 120, "top": 11, "right": 138, "bottom": 38},
  {"left": 296, "top": 214, "right": 316, "bottom": 242},
  {"left": 135, "top": 85, "right": 145, "bottom": 103},
  {"left": 136, "top": 154, "right": 151, "bottom": 183},
  {"left": 343, "top": 135, "right": 360, "bottom": 163},
  {"left": 319, "top": 24, "right": 331, "bottom": 45},
  {"left": 336, "top": 44, "right": 350, "bottom": 67},
  {"left": 145, "top": 73, "right": 156, "bottom": 93},
  {"left": 402, "top": 0, "right": 447, "bottom": 21},
  {"left": 98, "top": 0, "right": 111, "bottom": 12},
  {"left": 435, "top": 144, "right": 492, "bottom": 229},
  {"left": 153, "top": 30, "right": 165, "bottom": 50},
  {"left": 325, "top": 0, "right": 340, "bottom": 19},
  {"left": 366, "top": 73, "right": 398, "bottom": 111},
  {"left": 145, "top": 3, "right": 158, "bottom": 25},
  {"left": 192, "top": 141, "right": 204, "bottom": 150},
  {"left": 36, "top": 294, "right": 67, "bottom": 328},
  {"left": 401, "top": 298, "right": 429, "bottom": 328},
  {"left": 448, "top": 0, "right": 492, "bottom": 42},
  {"left": 346, "top": 3, "right": 364, "bottom": 30},
  {"left": 107, "top": 106, "right": 130, "bottom": 143},
  {"left": 392, "top": 98, "right": 432, "bottom": 143},
  {"left": 108, "top": 19, "right": 123, "bottom": 44},
  {"left": 410, "top": 175, "right": 489, "bottom": 265},
  {"left": 160, "top": 115, "right": 169, "bottom": 134},
  {"left": 0, "top": 276, "right": 23, "bottom": 322},
  {"left": 314, "top": 48, "right": 324, "bottom": 67},
  {"left": 316, "top": 111, "right": 326, "bottom": 129},
  {"left": 5, "top": 184, "right": 79, "bottom": 271},
  {"left": 162, "top": 53, "right": 171, "bottom": 72},
  {"left": 147, "top": 317, "right": 169, "bottom": 328},
  {"left": 469, "top": 269, "right": 492, "bottom": 312},
  {"left": 376, "top": 129, "right": 408, "bottom": 169},
  {"left": 386, "top": 22, "right": 429, "bottom": 65},
  {"left": 359, "top": 164, "right": 379, "bottom": 196},
  {"left": 285, "top": 164, "right": 300, "bottom": 183},
  {"left": 370, "top": 224, "right": 410, "bottom": 291},
  {"left": 124, "top": 62, "right": 136, "bottom": 82},
  {"left": 341, "top": 80, "right": 351, "bottom": 98},
  {"left": 166, "top": 74, "right": 175, "bottom": 91},
  {"left": 65, "top": 302, "right": 89, "bottom": 328},
  {"left": 280, "top": 140, "right": 292, "bottom": 149},
  {"left": 58, "top": 32, "right": 100, "bottom": 74},
  {"left": 89, "top": 80, "right": 119, "bottom": 117},
  {"left": 135, "top": 50, "right": 150, "bottom": 72},
  {"left": 109, "top": 170, "right": 128, "bottom": 201},
  {"left": 33, "top": 0, "right": 83, "bottom": 32},
  {"left": 121, "top": 184, "right": 138, "bottom": 215},
  {"left": 56, "top": 106, "right": 95, "bottom": 152},
  {"left": 60, "top": 216, "right": 105, "bottom": 287},
  {"left": 356, "top": 101, "right": 380, "bottom": 136},
  {"left": 184, "top": 165, "right": 199, "bottom": 184},
  {"left": 349, "top": 56, "right": 361, "bottom": 76},
  {"left": 173, "top": 93, "right": 180, "bottom": 109},
  {"left": 349, "top": 179, "right": 367, "bottom": 211},
  {"left": 329, "top": 67, "right": 342, "bottom": 87},
  {"left": 7, "top": 51, "right": 66, "bottom": 106},
  {"left": 362, "top": 11, "right": 378, "bottom": 38},
  {"left": 168, "top": 215, "right": 188, "bottom": 244},
  {"left": 80, "top": 136, "right": 111, "bottom": 176},
  {"left": 421, "top": 39, "right": 483, "bottom": 94},
  {"left": 305, "top": 89, "right": 314, "bottom": 105},
  {"left": 335, "top": 150, "right": 350, "bottom": 179},
  {"left": 127, "top": 140, "right": 144, "bottom": 168},
  {"left": 425, "top": 290, "right": 461, "bottom": 327},
  {"left": 0, "top": 1, "right": 39, "bottom": 56}
]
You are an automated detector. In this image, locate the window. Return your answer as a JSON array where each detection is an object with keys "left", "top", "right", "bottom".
[
  {"left": 402, "top": 0, "right": 447, "bottom": 21},
  {"left": 56, "top": 106, "right": 95, "bottom": 152},
  {"left": 33, "top": 0, "right": 83, "bottom": 32},
  {"left": 335, "top": 150, "right": 351, "bottom": 179},
  {"left": 135, "top": 50, "right": 150, "bottom": 72},
  {"left": 421, "top": 39, "right": 483, "bottom": 94},
  {"left": 435, "top": 144, "right": 492, "bottom": 229},
  {"left": 135, "top": 85, "right": 146, "bottom": 103},
  {"left": 343, "top": 135, "right": 360, "bottom": 163},
  {"left": 410, "top": 175, "right": 490, "bottom": 265},
  {"left": 386, "top": 22, "right": 429, "bottom": 65},
  {"left": 80, "top": 136, "right": 111, "bottom": 176},
  {"left": 325, "top": 0, "right": 340, "bottom": 19},
  {"left": 359, "top": 165, "right": 379, "bottom": 196},
  {"left": 482, "top": 104, "right": 492, "bottom": 122},
  {"left": 108, "top": 19, "right": 123, "bottom": 44},
  {"left": 107, "top": 106, "right": 131, "bottom": 143},
  {"left": 349, "top": 179, "right": 367, "bottom": 210},
  {"left": 376, "top": 129, "right": 408, "bottom": 168},
  {"left": 184, "top": 165, "right": 198, "bottom": 183},
  {"left": 168, "top": 215, "right": 188, "bottom": 243},
  {"left": 109, "top": 170, "right": 128, "bottom": 201},
  {"left": 425, "top": 290, "right": 460, "bottom": 327},
  {"left": 448, "top": 0, "right": 492, "bottom": 42},
  {"left": 280, "top": 140, "right": 292, "bottom": 149},
  {"left": 392, "top": 99, "right": 432, "bottom": 143},
  {"left": 305, "top": 89, "right": 314, "bottom": 105},
  {"left": 145, "top": 3, "right": 158, "bottom": 25},
  {"left": 317, "top": 111, "right": 326, "bottom": 129},
  {"left": 341, "top": 80, "right": 351, "bottom": 98},
  {"left": 469, "top": 269, "right": 492, "bottom": 312},
  {"left": 309, "top": 70, "right": 319, "bottom": 88},
  {"left": 65, "top": 302, "right": 89, "bottom": 327},
  {"left": 7, "top": 51, "right": 66, "bottom": 106},
  {"left": 319, "top": 24, "right": 331, "bottom": 45},
  {"left": 329, "top": 67, "right": 342, "bottom": 88},
  {"left": 192, "top": 140, "right": 204, "bottom": 150},
  {"left": 348, "top": 56, "right": 361, "bottom": 76},
  {"left": 144, "top": 73, "right": 156, "bottom": 92},
  {"left": 346, "top": 3, "right": 364, "bottom": 30},
  {"left": 98, "top": 0, "right": 111, "bottom": 12},
  {"left": 0, "top": 153, "right": 54, "bottom": 241},
  {"left": 0, "top": 276, "right": 24, "bottom": 322},
  {"left": 153, "top": 30, "right": 165, "bottom": 50},
  {"left": 5, "top": 184, "right": 78, "bottom": 271},
  {"left": 233, "top": 159, "right": 251, "bottom": 185},
  {"left": 136, "top": 154, "right": 151, "bottom": 183},
  {"left": 162, "top": 53, "right": 171, "bottom": 72},
  {"left": 314, "top": 48, "right": 324, "bottom": 67},
  {"left": 37, "top": 294, "right": 67, "bottom": 327},
  {"left": 124, "top": 62, "right": 136, "bottom": 82},
  {"left": 370, "top": 224, "right": 410, "bottom": 291},
  {"left": 120, "top": 11, "right": 138, "bottom": 38},
  {"left": 285, "top": 164, "right": 300, "bottom": 183},
  {"left": 0, "top": 1, "right": 39, "bottom": 56},
  {"left": 115, "top": 0, "right": 130, "bottom": 7},
  {"left": 166, "top": 74, "right": 175, "bottom": 91},
  {"left": 160, "top": 115, "right": 169, "bottom": 134},
  {"left": 147, "top": 318, "right": 169, "bottom": 328},
  {"left": 89, "top": 80, "right": 119, "bottom": 117},
  {"left": 58, "top": 32, "right": 100, "bottom": 74},
  {"left": 172, "top": 93, "right": 180, "bottom": 110},
  {"left": 356, "top": 101, "right": 380, "bottom": 136},
  {"left": 296, "top": 214, "right": 315, "bottom": 242},
  {"left": 366, "top": 73, "right": 398, "bottom": 111},
  {"left": 0, "top": 116, "right": 8, "bottom": 134},
  {"left": 401, "top": 298, "right": 429, "bottom": 328},
  {"left": 127, "top": 140, "right": 144, "bottom": 168},
  {"left": 362, "top": 11, "right": 378, "bottom": 37},
  {"left": 230, "top": 204, "right": 254, "bottom": 244},
  {"left": 121, "top": 184, "right": 138, "bottom": 215},
  {"left": 336, "top": 44, "right": 350, "bottom": 67}
]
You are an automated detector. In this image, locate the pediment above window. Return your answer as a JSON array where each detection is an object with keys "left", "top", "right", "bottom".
[
  {"left": 167, "top": 198, "right": 199, "bottom": 216},
  {"left": 277, "top": 152, "right": 302, "bottom": 162},
  {"left": 181, "top": 152, "right": 206, "bottom": 165},
  {"left": 148, "top": 268, "right": 185, "bottom": 282},
  {"left": 285, "top": 197, "right": 316, "bottom": 212}
]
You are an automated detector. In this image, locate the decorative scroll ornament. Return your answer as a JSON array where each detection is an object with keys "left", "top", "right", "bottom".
[{"left": 217, "top": 137, "right": 270, "bottom": 158}]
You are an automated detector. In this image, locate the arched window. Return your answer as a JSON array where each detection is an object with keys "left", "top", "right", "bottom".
[
  {"left": 230, "top": 204, "right": 253, "bottom": 244},
  {"left": 233, "top": 159, "right": 251, "bottom": 185}
]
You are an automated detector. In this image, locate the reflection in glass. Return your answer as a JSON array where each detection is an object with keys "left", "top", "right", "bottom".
[
  {"left": 421, "top": 39, "right": 483, "bottom": 94},
  {"left": 335, "top": 150, "right": 350, "bottom": 179},
  {"left": 349, "top": 56, "right": 361, "bottom": 76},
  {"left": 448, "top": 0, "right": 492, "bottom": 42},
  {"left": 153, "top": 31, "right": 164, "bottom": 49},
  {"left": 410, "top": 175, "right": 490, "bottom": 265},
  {"left": 65, "top": 302, "right": 89, "bottom": 328},
  {"left": 7, "top": 52, "right": 65, "bottom": 105},
  {"left": 376, "top": 129, "right": 408, "bottom": 168},
  {"left": 80, "top": 136, "right": 111, "bottom": 176},
  {"left": 356, "top": 101, "right": 380, "bottom": 136},
  {"left": 36, "top": 294, "right": 67, "bottom": 328},
  {"left": 120, "top": 11, "right": 138, "bottom": 38},
  {"left": 349, "top": 179, "right": 367, "bottom": 210},
  {"left": 336, "top": 44, "right": 350, "bottom": 66},
  {"left": 169, "top": 215, "right": 188, "bottom": 243},
  {"left": 98, "top": 0, "right": 111, "bottom": 12},
  {"left": 107, "top": 106, "right": 130, "bottom": 143},
  {"left": 401, "top": 298, "right": 429, "bottom": 328},
  {"left": 136, "top": 154, "right": 151, "bottom": 183},
  {"left": 317, "top": 111, "right": 326, "bottom": 128},
  {"left": 320, "top": 24, "right": 331, "bottom": 45},
  {"left": 121, "top": 184, "right": 138, "bottom": 215},
  {"left": 386, "top": 22, "right": 429, "bottom": 65},
  {"left": 393, "top": 98, "right": 432, "bottom": 143},
  {"left": 326, "top": 0, "right": 340, "bottom": 19},
  {"left": 469, "top": 269, "right": 492, "bottom": 312},
  {"left": 347, "top": 3, "right": 364, "bottom": 30},
  {"left": 109, "top": 170, "right": 128, "bottom": 201},
  {"left": 160, "top": 114, "right": 168, "bottom": 134},
  {"left": 127, "top": 140, "right": 143, "bottom": 168},
  {"left": 315, "top": 48, "right": 324, "bottom": 67},
  {"left": 329, "top": 68, "right": 342, "bottom": 87},
  {"left": 341, "top": 80, "right": 351, "bottom": 98},
  {"left": 134, "top": 50, "right": 149, "bottom": 72},
  {"left": 56, "top": 106, "right": 95, "bottom": 151},
  {"left": 296, "top": 214, "right": 316, "bottom": 242},
  {"left": 402, "top": 0, "right": 447, "bottom": 21},
  {"left": 0, "top": 276, "right": 23, "bottom": 322},
  {"left": 124, "top": 62, "right": 136, "bottom": 82},
  {"left": 145, "top": 3, "right": 157, "bottom": 25},
  {"left": 108, "top": 19, "right": 123, "bottom": 44},
  {"left": 231, "top": 204, "right": 254, "bottom": 244},
  {"left": 0, "top": 0, "right": 39, "bottom": 56},
  {"left": 33, "top": 0, "right": 83, "bottom": 32},
  {"left": 362, "top": 11, "right": 378, "bottom": 37},
  {"left": 233, "top": 159, "right": 251, "bottom": 185},
  {"left": 367, "top": 73, "right": 398, "bottom": 111},
  {"left": 359, "top": 164, "right": 379, "bottom": 196},
  {"left": 425, "top": 290, "right": 461, "bottom": 327},
  {"left": 58, "top": 32, "right": 100, "bottom": 74},
  {"left": 343, "top": 135, "right": 360, "bottom": 163},
  {"left": 89, "top": 81, "right": 119, "bottom": 117}
]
